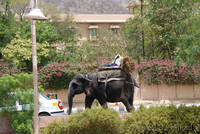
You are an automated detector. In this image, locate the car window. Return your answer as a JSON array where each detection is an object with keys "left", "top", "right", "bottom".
[{"left": 40, "top": 93, "right": 51, "bottom": 100}]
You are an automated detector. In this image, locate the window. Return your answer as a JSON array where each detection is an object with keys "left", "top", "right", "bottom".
[
  {"left": 90, "top": 29, "right": 97, "bottom": 37},
  {"left": 111, "top": 28, "right": 118, "bottom": 34},
  {"left": 110, "top": 25, "right": 120, "bottom": 34},
  {"left": 89, "top": 25, "right": 98, "bottom": 40}
]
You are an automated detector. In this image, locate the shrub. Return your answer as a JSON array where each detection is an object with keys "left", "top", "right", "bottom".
[
  {"left": 42, "top": 108, "right": 121, "bottom": 134},
  {"left": 122, "top": 105, "right": 200, "bottom": 134},
  {"left": 0, "top": 61, "right": 21, "bottom": 77},
  {"left": 137, "top": 59, "right": 200, "bottom": 84},
  {"left": 0, "top": 73, "right": 44, "bottom": 134},
  {"left": 2, "top": 35, "right": 50, "bottom": 70},
  {"left": 38, "top": 61, "right": 97, "bottom": 90}
]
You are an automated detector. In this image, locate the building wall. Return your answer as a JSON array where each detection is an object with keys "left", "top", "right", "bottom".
[{"left": 76, "top": 23, "right": 124, "bottom": 42}]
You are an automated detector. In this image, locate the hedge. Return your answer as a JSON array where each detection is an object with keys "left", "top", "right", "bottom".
[
  {"left": 42, "top": 108, "right": 121, "bottom": 134},
  {"left": 38, "top": 61, "right": 97, "bottom": 90},
  {"left": 42, "top": 105, "right": 200, "bottom": 134},
  {"left": 0, "top": 61, "right": 21, "bottom": 77},
  {"left": 122, "top": 105, "right": 200, "bottom": 134},
  {"left": 137, "top": 59, "right": 200, "bottom": 85}
]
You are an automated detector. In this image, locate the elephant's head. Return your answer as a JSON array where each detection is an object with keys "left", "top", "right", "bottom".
[{"left": 67, "top": 74, "right": 93, "bottom": 115}]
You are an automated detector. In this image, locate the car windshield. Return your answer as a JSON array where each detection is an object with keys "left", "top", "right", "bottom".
[{"left": 40, "top": 93, "right": 51, "bottom": 100}]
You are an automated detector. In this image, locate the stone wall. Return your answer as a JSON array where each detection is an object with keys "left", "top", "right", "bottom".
[
  {"left": 44, "top": 83, "right": 200, "bottom": 105},
  {"left": 136, "top": 83, "right": 200, "bottom": 102}
]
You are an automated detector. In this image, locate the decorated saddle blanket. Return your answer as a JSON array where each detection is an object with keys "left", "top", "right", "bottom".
[{"left": 97, "top": 69, "right": 127, "bottom": 82}]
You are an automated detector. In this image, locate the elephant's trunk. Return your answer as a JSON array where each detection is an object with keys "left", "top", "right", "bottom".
[{"left": 68, "top": 85, "right": 75, "bottom": 115}]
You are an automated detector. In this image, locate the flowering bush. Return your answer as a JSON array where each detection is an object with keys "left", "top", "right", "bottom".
[
  {"left": 97, "top": 57, "right": 113, "bottom": 67},
  {"left": 38, "top": 61, "right": 97, "bottom": 90},
  {"left": 137, "top": 59, "right": 200, "bottom": 85},
  {"left": 0, "top": 59, "right": 21, "bottom": 77}
]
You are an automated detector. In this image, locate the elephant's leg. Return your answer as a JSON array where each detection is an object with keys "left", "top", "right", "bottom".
[
  {"left": 85, "top": 96, "right": 95, "bottom": 109},
  {"left": 121, "top": 98, "right": 133, "bottom": 112},
  {"left": 128, "top": 96, "right": 133, "bottom": 106},
  {"left": 96, "top": 95, "right": 107, "bottom": 109},
  {"left": 128, "top": 97, "right": 135, "bottom": 111}
]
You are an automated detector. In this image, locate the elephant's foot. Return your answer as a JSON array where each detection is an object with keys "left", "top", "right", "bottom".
[
  {"left": 102, "top": 103, "right": 108, "bottom": 109},
  {"left": 131, "top": 106, "right": 135, "bottom": 111},
  {"left": 126, "top": 106, "right": 135, "bottom": 112},
  {"left": 121, "top": 99, "right": 133, "bottom": 112}
]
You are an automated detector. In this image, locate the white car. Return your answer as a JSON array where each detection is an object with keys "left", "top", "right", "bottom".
[
  {"left": 38, "top": 93, "right": 65, "bottom": 116},
  {"left": 2, "top": 93, "right": 65, "bottom": 116}
]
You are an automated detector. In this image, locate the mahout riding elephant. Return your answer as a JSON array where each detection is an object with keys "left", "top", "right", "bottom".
[{"left": 67, "top": 69, "right": 139, "bottom": 115}]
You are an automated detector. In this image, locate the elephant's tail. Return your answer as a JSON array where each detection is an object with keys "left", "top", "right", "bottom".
[{"left": 130, "top": 75, "right": 140, "bottom": 88}]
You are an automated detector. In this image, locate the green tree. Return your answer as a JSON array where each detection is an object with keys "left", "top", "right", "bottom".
[
  {"left": 0, "top": 0, "right": 12, "bottom": 16},
  {"left": 0, "top": 12, "right": 16, "bottom": 58},
  {"left": 122, "top": 0, "right": 149, "bottom": 61},
  {"left": 51, "top": 14, "right": 77, "bottom": 44},
  {"left": 147, "top": 0, "right": 194, "bottom": 59},
  {"left": 16, "top": 20, "right": 58, "bottom": 44},
  {"left": 0, "top": 73, "right": 44, "bottom": 134},
  {"left": 175, "top": 2, "right": 200, "bottom": 65},
  {"left": 10, "top": 0, "right": 29, "bottom": 21},
  {"left": 123, "top": 0, "right": 199, "bottom": 63},
  {"left": 95, "top": 26, "right": 128, "bottom": 59},
  {"left": 122, "top": 15, "right": 144, "bottom": 61},
  {"left": 2, "top": 35, "right": 50, "bottom": 69}
]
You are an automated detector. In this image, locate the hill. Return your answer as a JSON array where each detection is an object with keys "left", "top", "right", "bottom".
[{"left": 41, "top": 0, "right": 129, "bottom": 14}]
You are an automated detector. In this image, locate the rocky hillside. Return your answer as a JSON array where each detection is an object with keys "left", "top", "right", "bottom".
[{"left": 42, "top": 0, "right": 129, "bottom": 14}]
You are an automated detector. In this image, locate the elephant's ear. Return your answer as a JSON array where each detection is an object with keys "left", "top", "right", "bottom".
[
  {"left": 71, "top": 79, "right": 81, "bottom": 89},
  {"left": 85, "top": 80, "right": 93, "bottom": 96},
  {"left": 72, "top": 82, "right": 79, "bottom": 89}
]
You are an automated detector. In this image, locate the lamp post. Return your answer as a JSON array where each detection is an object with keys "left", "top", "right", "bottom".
[{"left": 25, "top": 0, "right": 47, "bottom": 134}]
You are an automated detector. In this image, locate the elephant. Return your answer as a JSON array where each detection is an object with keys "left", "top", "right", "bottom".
[{"left": 67, "top": 69, "right": 139, "bottom": 115}]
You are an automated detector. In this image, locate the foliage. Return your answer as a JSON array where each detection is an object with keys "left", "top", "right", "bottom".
[
  {"left": 0, "top": 12, "right": 16, "bottom": 56},
  {"left": 0, "top": 73, "right": 44, "bottom": 134},
  {"left": 175, "top": 4, "right": 200, "bottom": 65},
  {"left": 51, "top": 14, "right": 77, "bottom": 44},
  {"left": 43, "top": 106, "right": 200, "bottom": 134},
  {"left": 9, "top": 90, "right": 34, "bottom": 134},
  {"left": 122, "top": 0, "right": 200, "bottom": 65},
  {"left": 2, "top": 35, "right": 50, "bottom": 69},
  {"left": 95, "top": 27, "right": 128, "bottom": 59},
  {"left": 10, "top": 0, "right": 29, "bottom": 21},
  {"left": 52, "top": 41, "right": 115, "bottom": 63},
  {"left": 137, "top": 59, "right": 200, "bottom": 85},
  {"left": 38, "top": 61, "right": 97, "bottom": 90},
  {"left": 122, "top": 105, "right": 200, "bottom": 134},
  {"left": 122, "top": 16, "right": 144, "bottom": 61},
  {"left": 0, "top": 60, "right": 21, "bottom": 77},
  {"left": 16, "top": 20, "right": 58, "bottom": 44},
  {"left": 42, "top": 108, "right": 121, "bottom": 134},
  {"left": 0, "top": 0, "right": 13, "bottom": 16},
  {"left": 147, "top": 0, "right": 196, "bottom": 59}
]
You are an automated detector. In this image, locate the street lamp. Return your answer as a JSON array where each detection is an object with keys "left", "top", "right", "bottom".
[{"left": 25, "top": 0, "right": 47, "bottom": 134}]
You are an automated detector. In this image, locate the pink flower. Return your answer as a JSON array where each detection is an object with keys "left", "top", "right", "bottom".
[{"left": 56, "top": 72, "right": 62, "bottom": 77}]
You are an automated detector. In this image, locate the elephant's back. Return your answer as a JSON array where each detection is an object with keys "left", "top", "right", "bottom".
[{"left": 97, "top": 69, "right": 127, "bottom": 82}]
